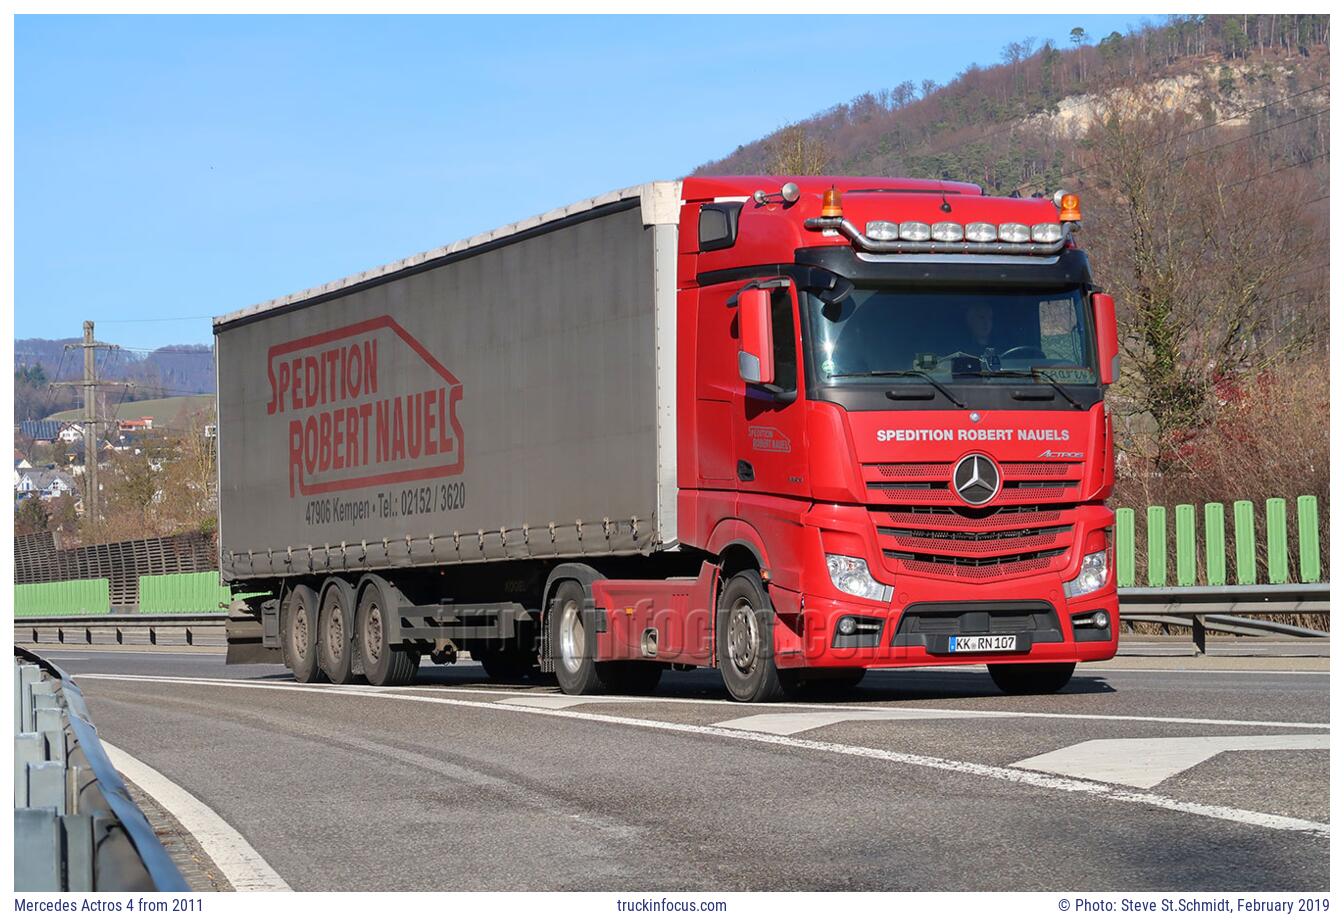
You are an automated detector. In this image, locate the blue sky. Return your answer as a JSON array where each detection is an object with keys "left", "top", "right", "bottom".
[{"left": 16, "top": 14, "right": 1150, "bottom": 349}]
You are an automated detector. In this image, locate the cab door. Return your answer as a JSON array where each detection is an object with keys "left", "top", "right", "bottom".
[{"left": 731, "top": 278, "right": 808, "bottom": 498}]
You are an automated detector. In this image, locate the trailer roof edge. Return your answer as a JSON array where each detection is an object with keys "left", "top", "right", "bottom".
[{"left": 212, "top": 180, "right": 683, "bottom": 329}]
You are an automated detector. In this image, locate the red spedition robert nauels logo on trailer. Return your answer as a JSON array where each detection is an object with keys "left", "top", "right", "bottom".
[{"left": 265, "top": 315, "right": 464, "bottom": 498}]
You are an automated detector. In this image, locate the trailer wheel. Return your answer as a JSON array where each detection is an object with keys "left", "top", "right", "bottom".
[
  {"left": 988, "top": 662, "right": 1076, "bottom": 695},
  {"left": 318, "top": 582, "right": 358, "bottom": 684},
  {"left": 716, "top": 572, "right": 789, "bottom": 703},
  {"left": 281, "top": 585, "right": 322, "bottom": 684},
  {"left": 357, "top": 584, "right": 419, "bottom": 686},
  {"left": 549, "top": 580, "right": 609, "bottom": 695}
]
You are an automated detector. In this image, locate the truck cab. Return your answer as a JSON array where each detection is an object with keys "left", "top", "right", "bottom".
[{"left": 654, "top": 176, "right": 1119, "bottom": 700}]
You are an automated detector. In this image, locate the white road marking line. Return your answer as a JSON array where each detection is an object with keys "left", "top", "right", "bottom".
[
  {"left": 713, "top": 709, "right": 1012, "bottom": 735},
  {"left": 381, "top": 684, "right": 1327, "bottom": 730},
  {"left": 81, "top": 674, "right": 1328, "bottom": 839},
  {"left": 101, "top": 741, "right": 291, "bottom": 892},
  {"left": 495, "top": 695, "right": 592, "bottom": 709},
  {"left": 1012, "top": 734, "right": 1331, "bottom": 789}
]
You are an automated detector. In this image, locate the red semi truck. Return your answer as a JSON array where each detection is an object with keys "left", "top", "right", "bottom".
[{"left": 217, "top": 176, "right": 1119, "bottom": 702}]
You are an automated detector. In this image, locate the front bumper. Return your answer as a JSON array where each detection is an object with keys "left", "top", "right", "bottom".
[{"left": 786, "top": 586, "right": 1118, "bottom": 669}]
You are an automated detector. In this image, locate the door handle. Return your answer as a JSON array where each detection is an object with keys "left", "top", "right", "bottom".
[{"left": 737, "top": 460, "right": 755, "bottom": 482}]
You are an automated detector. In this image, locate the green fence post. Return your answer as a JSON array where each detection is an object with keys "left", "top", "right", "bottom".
[
  {"left": 1175, "top": 504, "right": 1197, "bottom": 586},
  {"left": 1265, "top": 498, "right": 1289, "bottom": 584},
  {"left": 1115, "top": 507, "right": 1136, "bottom": 588},
  {"left": 1297, "top": 495, "right": 1321, "bottom": 583},
  {"left": 1204, "top": 503, "right": 1226, "bottom": 586},
  {"left": 1233, "top": 500, "right": 1257, "bottom": 585},
  {"left": 1146, "top": 505, "right": 1167, "bottom": 587}
]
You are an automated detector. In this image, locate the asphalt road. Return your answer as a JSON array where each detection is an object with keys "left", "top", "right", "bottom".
[{"left": 36, "top": 647, "right": 1330, "bottom": 891}]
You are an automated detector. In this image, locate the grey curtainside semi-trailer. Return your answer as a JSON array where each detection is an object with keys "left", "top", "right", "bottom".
[{"left": 216, "top": 183, "right": 686, "bottom": 686}]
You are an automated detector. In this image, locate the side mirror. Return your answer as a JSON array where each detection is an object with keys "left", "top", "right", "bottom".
[
  {"left": 737, "top": 288, "right": 775, "bottom": 385},
  {"left": 1092, "top": 292, "right": 1119, "bottom": 386}
]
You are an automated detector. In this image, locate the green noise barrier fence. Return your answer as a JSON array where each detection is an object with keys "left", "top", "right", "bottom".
[
  {"left": 1115, "top": 496, "right": 1325, "bottom": 588},
  {"left": 13, "top": 572, "right": 230, "bottom": 617},
  {"left": 14, "top": 579, "right": 111, "bottom": 617},
  {"left": 137, "top": 572, "right": 232, "bottom": 614}
]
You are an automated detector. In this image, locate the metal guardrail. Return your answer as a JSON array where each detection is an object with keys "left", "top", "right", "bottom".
[
  {"left": 1118, "top": 583, "right": 1328, "bottom": 653},
  {"left": 14, "top": 646, "right": 188, "bottom": 891},
  {"left": 11, "top": 583, "right": 1329, "bottom": 657},
  {"left": 13, "top": 613, "right": 227, "bottom": 649}
]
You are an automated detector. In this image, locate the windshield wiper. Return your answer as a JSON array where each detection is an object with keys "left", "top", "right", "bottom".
[
  {"left": 957, "top": 369, "right": 1086, "bottom": 410},
  {"left": 840, "top": 370, "right": 967, "bottom": 408}
]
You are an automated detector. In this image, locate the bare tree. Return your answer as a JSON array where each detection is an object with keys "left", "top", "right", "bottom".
[{"left": 765, "top": 124, "right": 831, "bottom": 176}]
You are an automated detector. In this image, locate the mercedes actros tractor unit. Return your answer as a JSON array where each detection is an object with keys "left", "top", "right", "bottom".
[{"left": 217, "top": 176, "right": 1120, "bottom": 702}]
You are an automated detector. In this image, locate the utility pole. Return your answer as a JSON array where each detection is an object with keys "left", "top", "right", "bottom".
[{"left": 53, "top": 321, "right": 132, "bottom": 526}]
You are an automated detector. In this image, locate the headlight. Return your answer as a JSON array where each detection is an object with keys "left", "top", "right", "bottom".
[
  {"left": 931, "top": 221, "right": 963, "bottom": 241},
  {"left": 998, "top": 222, "right": 1031, "bottom": 242},
  {"left": 965, "top": 221, "right": 996, "bottom": 242},
  {"left": 899, "top": 221, "right": 931, "bottom": 241},
  {"left": 865, "top": 220, "right": 899, "bottom": 241},
  {"left": 1063, "top": 550, "right": 1109, "bottom": 598},
  {"left": 1031, "top": 222, "right": 1063, "bottom": 243},
  {"left": 825, "top": 554, "right": 893, "bottom": 603}
]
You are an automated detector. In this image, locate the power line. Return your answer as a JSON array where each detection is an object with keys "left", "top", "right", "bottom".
[{"left": 1223, "top": 151, "right": 1329, "bottom": 189}]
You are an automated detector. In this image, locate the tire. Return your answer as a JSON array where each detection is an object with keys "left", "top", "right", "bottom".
[
  {"left": 281, "top": 585, "right": 322, "bottom": 684},
  {"left": 988, "top": 662, "right": 1076, "bottom": 695},
  {"left": 549, "top": 580, "right": 609, "bottom": 695},
  {"left": 602, "top": 661, "right": 664, "bottom": 695},
  {"left": 716, "top": 572, "right": 789, "bottom": 703},
  {"left": 318, "top": 580, "right": 358, "bottom": 684},
  {"left": 356, "top": 583, "right": 420, "bottom": 687}
]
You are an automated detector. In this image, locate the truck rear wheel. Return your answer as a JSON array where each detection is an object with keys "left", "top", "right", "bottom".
[
  {"left": 716, "top": 572, "right": 789, "bottom": 703},
  {"left": 281, "top": 585, "right": 322, "bottom": 684},
  {"left": 549, "top": 580, "right": 609, "bottom": 695},
  {"left": 356, "top": 584, "right": 419, "bottom": 687},
  {"left": 318, "top": 581, "right": 358, "bottom": 684},
  {"left": 988, "top": 662, "right": 1076, "bottom": 695}
]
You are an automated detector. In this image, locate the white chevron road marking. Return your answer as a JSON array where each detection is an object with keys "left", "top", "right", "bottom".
[{"left": 1012, "top": 734, "right": 1329, "bottom": 789}]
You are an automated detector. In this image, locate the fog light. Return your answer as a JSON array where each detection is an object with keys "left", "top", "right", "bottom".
[
  {"left": 1093, "top": 611, "right": 1109, "bottom": 629},
  {"left": 838, "top": 616, "right": 857, "bottom": 636}
]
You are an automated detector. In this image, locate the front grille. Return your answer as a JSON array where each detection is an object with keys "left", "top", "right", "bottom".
[
  {"left": 872, "top": 503, "right": 1076, "bottom": 581},
  {"left": 863, "top": 460, "right": 1083, "bottom": 507}
]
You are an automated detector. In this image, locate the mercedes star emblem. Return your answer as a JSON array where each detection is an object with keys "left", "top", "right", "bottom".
[{"left": 952, "top": 453, "right": 1001, "bottom": 506}]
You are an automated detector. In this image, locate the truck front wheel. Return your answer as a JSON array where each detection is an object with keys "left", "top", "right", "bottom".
[
  {"left": 356, "top": 585, "right": 419, "bottom": 687},
  {"left": 988, "top": 662, "right": 1076, "bottom": 695},
  {"left": 549, "top": 580, "right": 609, "bottom": 695},
  {"left": 281, "top": 585, "right": 322, "bottom": 684},
  {"left": 716, "top": 572, "right": 789, "bottom": 703}
]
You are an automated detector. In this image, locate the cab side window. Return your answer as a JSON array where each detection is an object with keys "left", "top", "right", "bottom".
[{"left": 770, "top": 287, "right": 797, "bottom": 391}]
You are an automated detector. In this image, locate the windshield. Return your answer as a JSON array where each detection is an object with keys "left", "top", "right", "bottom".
[{"left": 805, "top": 287, "right": 1097, "bottom": 386}]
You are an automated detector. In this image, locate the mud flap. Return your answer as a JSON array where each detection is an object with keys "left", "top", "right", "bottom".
[{"left": 225, "top": 597, "right": 284, "bottom": 665}]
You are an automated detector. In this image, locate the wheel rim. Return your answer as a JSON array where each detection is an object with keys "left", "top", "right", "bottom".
[
  {"left": 364, "top": 604, "right": 383, "bottom": 665},
  {"left": 725, "top": 598, "right": 759, "bottom": 675},
  {"left": 293, "top": 605, "right": 310, "bottom": 657},
  {"left": 558, "top": 599, "right": 584, "bottom": 674},
  {"left": 327, "top": 605, "right": 344, "bottom": 659}
]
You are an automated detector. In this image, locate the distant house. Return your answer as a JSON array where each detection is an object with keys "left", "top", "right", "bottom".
[
  {"left": 14, "top": 455, "right": 33, "bottom": 489},
  {"left": 57, "top": 423, "right": 85, "bottom": 445},
  {"left": 16, "top": 469, "right": 78, "bottom": 501},
  {"left": 119, "top": 417, "right": 154, "bottom": 433},
  {"left": 19, "top": 420, "right": 64, "bottom": 443}
]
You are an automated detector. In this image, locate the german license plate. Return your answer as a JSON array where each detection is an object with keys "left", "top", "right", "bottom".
[{"left": 948, "top": 635, "right": 1017, "bottom": 653}]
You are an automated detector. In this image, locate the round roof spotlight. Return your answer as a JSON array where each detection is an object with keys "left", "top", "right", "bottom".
[{"left": 781, "top": 182, "right": 801, "bottom": 204}]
